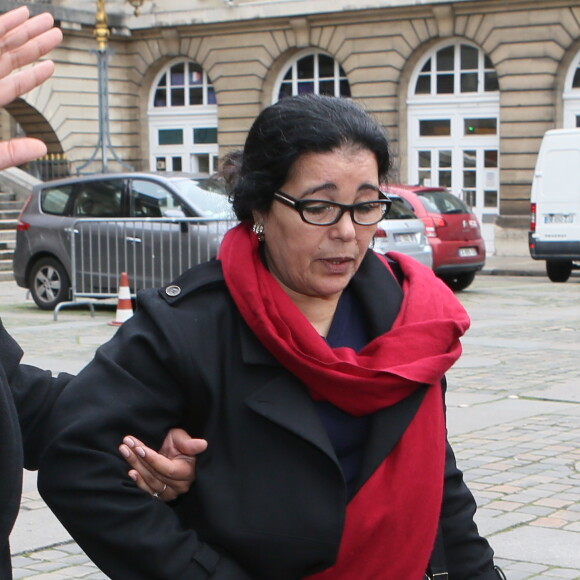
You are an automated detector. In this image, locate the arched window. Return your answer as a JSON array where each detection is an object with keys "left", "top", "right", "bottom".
[
  {"left": 153, "top": 61, "right": 216, "bottom": 108},
  {"left": 275, "top": 51, "right": 351, "bottom": 101},
  {"left": 408, "top": 41, "right": 500, "bottom": 252},
  {"left": 414, "top": 42, "right": 498, "bottom": 96},
  {"left": 148, "top": 60, "right": 218, "bottom": 174},
  {"left": 563, "top": 52, "right": 580, "bottom": 128},
  {"left": 572, "top": 64, "right": 580, "bottom": 88}
]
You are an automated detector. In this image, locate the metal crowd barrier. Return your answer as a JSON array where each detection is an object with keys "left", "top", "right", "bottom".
[{"left": 53, "top": 216, "right": 236, "bottom": 319}]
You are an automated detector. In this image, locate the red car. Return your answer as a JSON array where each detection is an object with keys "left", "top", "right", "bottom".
[{"left": 384, "top": 185, "right": 486, "bottom": 291}]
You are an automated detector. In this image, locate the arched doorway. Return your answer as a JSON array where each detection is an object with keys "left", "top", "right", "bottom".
[
  {"left": 148, "top": 59, "right": 218, "bottom": 174},
  {"left": 3, "top": 99, "right": 68, "bottom": 179},
  {"left": 407, "top": 40, "right": 500, "bottom": 250},
  {"left": 563, "top": 51, "right": 580, "bottom": 128}
]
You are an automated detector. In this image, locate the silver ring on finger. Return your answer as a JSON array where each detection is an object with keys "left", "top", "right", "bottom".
[{"left": 152, "top": 483, "right": 168, "bottom": 499}]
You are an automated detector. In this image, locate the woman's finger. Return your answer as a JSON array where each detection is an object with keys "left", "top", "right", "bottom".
[
  {"left": 0, "top": 12, "right": 57, "bottom": 54},
  {"left": 0, "top": 60, "right": 55, "bottom": 108},
  {"left": 0, "top": 27, "right": 62, "bottom": 81},
  {"left": 119, "top": 444, "right": 165, "bottom": 490},
  {"left": 0, "top": 137, "right": 47, "bottom": 171},
  {"left": 123, "top": 435, "right": 201, "bottom": 481},
  {"left": 129, "top": 469, "right": 180, "bottom": 502},
  {"left": 119, "top": 440, "right": 196, "bottom": 496},
  {"left": 120, "top": 445, "right": 182, "bottom": 501},
  {"left": 0, "top": 6, "right": 31, "bottom": 40}
]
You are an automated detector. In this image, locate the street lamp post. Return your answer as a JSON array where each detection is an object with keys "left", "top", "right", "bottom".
[{"left": 77, "top": 0, "right": 145, "bottom": 174}]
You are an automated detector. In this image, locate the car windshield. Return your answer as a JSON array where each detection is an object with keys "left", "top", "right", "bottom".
[
  {"left": 387, "top": 197, "right": 417, "bottom": 220},
  {"left": 418, "top": 191, "right": 471, "bottom": 215},
  {"left": 169, "top": 177, "right": 233, "bottom": 218}
]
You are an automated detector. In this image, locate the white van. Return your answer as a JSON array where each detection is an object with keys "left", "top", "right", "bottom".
[{"left": 529, "top": 128, "right": 580, "bottom": 282}]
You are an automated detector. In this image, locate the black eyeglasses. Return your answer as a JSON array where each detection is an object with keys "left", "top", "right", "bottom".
[{"left": 274, "top": 190, "right": 392, "bottom": 226}]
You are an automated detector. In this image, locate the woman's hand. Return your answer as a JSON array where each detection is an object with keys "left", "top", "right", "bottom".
[
  {"left": 119, "top": 428, "right": 207, "bottom": 502},
  {"left": 0, "top": 7, "right": 63, "bottom": 170}
]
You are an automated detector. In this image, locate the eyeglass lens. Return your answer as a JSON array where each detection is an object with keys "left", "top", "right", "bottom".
[{"left": 301, "top": 200, "right": 388, "bottom": 225}]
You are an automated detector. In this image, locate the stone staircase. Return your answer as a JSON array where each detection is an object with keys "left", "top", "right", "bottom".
[{"left": 0, "top": 190, "right": 23, "bottom": 282}]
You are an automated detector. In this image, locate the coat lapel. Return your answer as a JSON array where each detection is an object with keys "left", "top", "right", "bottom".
[
  {"left": 245, "top": 377, "right": 338, "bottom": 463},
  {"left": 241, "top": 320, "right": 339, "bottom": 466},
  {"left": 350, "top": 251, "right": 403, "bottom": 338}
]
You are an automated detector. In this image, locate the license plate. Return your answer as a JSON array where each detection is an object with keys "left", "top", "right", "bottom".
[
  {"left": 395, "top": 233, "right": 416, "bottom": 243},
  {"left": 458, "top": 247, "right": 477, "bottom": 257},
  {"left": 544, "top": 214, "right": 574, "bottom": 224}
]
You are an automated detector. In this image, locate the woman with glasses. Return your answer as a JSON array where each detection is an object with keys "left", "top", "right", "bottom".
[{"left": 38, "top": 94, "right": 504, "bottom": 579}]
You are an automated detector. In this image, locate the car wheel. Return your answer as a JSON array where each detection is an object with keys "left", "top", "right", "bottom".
[
  {"left": 29, "top": 257, "right": 71, "bottom": 310},
  {"left": 546, "top": 260, "right": 572, "bottom": 283},
  {"left": 440, "top": 271, "right": 476, "bottom": 292}
]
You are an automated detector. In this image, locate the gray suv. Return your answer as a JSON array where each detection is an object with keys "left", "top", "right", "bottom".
[{"left": 13, "top": 172, "right": 233, "bottom": 310}]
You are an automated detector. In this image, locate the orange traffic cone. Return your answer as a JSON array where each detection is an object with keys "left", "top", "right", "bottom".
[{"left": 109, "top": 272, "right": 133, "bottom": 326}]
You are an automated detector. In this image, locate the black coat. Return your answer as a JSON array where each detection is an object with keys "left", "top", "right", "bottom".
[
  {"left": 0, "top": 320, "right": 68, "bottom": 580},
  {"left": 39, "top": 254, "right": 499, "bottom": 580}
]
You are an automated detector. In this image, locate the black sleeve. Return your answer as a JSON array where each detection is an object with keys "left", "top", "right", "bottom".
[
  {"left": 0, "top": 318, "right": 71, "bottom": 469},
  {"left": 441, "top": 441, "right": 500, "bottom": 579},
  {"left": 37, "top": 300, "right": 254, "bottom": 580},
  {"left": 439, "top": 377, "right": 500, "bottom": 579}
]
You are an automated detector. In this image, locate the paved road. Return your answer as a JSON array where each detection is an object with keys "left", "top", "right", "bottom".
[{"left": 3, "top": 272, "right": 580, "bottom": 579}]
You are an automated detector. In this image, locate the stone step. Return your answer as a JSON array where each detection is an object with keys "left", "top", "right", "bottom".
[
  {"left": 0, "top": 192, "right": 30, "bottom": 280},
  {"left": 0, "top": 219, "right": 18, "bottom": 231},
  {"left": 0, "top": 209, "right": 20, "bottom": 220},
  {"left": 0, "top": 238, "right": 16, "bottom": 250},
  {"left": 0, "top": 192, "right": 20, "bottom": 262},
  {"left": 0, "top": 200, "right": 22, "bottom": 210},
  {"left": 0, "top": 258, "right": 14, "bottom": 273},
  {"left": 0, "top": 240, "right": 15, "bottom": 251}
]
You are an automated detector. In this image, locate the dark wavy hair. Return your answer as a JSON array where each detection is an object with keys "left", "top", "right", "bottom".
[{"left": 226, "top": 94, "right": 392, "bottom": 222}]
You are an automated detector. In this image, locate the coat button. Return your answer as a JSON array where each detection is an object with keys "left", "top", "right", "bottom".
[{"left": 165, "top": 285, "right": 181, "bottom": 297}]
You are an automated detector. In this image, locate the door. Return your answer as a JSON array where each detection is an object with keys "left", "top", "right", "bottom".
[
  {"left": 409, "top": 112, "right": 499, "bottom": 251},
  {"left": 128, "top": 178, "right": 217, "bottom": 289},
  {"left": 71, "top": 178, "right": 126, "bottom": 296}
]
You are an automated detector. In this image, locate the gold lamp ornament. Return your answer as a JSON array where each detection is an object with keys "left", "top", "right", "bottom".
[
  {"left": 127, "top": 0, "right": 145, "bottom": 16},
  {"left": 94, "top": 0, "right": 144, "bottom": 52},
  {"left": 94, "top": 0, "right": 110, "bottom": 51}
]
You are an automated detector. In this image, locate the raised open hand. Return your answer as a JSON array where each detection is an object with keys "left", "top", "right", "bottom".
[{"left": 0, "top": 7, "right": 62, "bottom": 170}]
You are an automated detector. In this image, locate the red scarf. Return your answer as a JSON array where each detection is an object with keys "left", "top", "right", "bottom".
[{"left": 218, "top": 224, "right": 470, "bottom": 579}]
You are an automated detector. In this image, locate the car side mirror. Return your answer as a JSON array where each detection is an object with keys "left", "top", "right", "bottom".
[{"left": 164, "top": 209, "right": 185, "bottom": 218}]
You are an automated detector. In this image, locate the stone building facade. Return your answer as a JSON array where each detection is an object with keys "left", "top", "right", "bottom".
[{"left": 3, "top": 0, "right": 580, "bottom": 254}]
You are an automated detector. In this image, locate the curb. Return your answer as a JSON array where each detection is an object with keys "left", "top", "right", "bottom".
[{"left": 481, "top": 268, "right": 545, "bottom": 277}]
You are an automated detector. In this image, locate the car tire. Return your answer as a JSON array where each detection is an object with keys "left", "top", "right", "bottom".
[
  {"left": 546, "top": 260, "right": 572, "bottom": 283},
  {"left": 440, "top": 271, "right": 476, "bottom": 292},
  {"left": 29, "top": 257, "right": 71, "bottom": 310}
]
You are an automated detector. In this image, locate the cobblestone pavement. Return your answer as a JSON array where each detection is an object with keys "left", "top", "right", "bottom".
[{"left": 4, "top": 272, "right": 580, "bottom": 579}]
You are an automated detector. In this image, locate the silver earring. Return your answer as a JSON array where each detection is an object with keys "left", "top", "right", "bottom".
[{"left": 252, "top": 223, "right": 265, "bottom": 242}]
